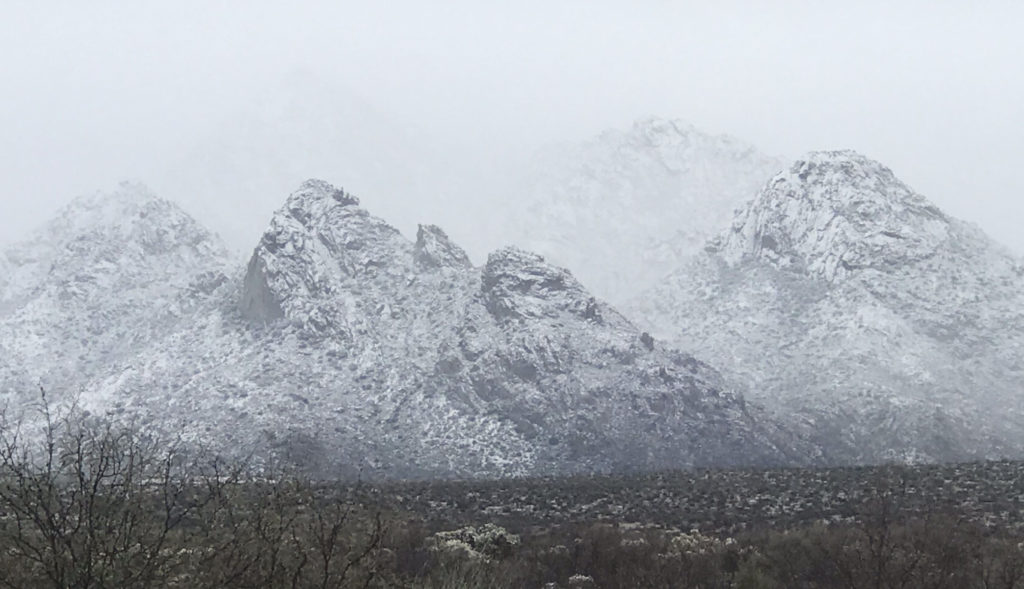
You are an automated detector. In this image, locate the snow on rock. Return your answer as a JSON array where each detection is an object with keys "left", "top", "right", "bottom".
[
  {"left": 481, "top": 247, "right": 603, "bottom": 324},
  {"left": 238, "top": 179, "right": 406, "bottom": 333},
  {"left": 2, "top": 179, "right": 814, "bottom": 479},
  {"left": 0, "top": 182, "right": 231, "bottom": 403},
  {"left": 629, "top": 150, "right": 1024, "bottom": 465},
  {"left": 714, "top": 151, "right": 952, "bottom": 283}
]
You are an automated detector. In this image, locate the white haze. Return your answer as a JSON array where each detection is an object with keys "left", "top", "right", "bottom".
[{"left": 1, "top": 0, "right": 1022, "bottom": 259}]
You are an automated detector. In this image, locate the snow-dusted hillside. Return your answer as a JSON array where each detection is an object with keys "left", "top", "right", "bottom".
[
  {"left": 629, "top": 151, "right": 1024, "bottom": 464},
  {"left": 0, "top": 182, "right": 231, "bottom": 402},
  {"left": 501, "top": 118, "right": 785, "bottom": 303},
  {"left": 1, "top": 180, "right": 811, "bottom": 478}
]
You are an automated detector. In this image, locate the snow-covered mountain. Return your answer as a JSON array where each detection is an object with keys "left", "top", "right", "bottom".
[
  {"left": 0, "top": 182, "right": 231, "bottom": 401},
  {"left": 1, "top": 180, "right": 811, "bottom": 478},
  {"left": 629, "top": 151, "right": 1024, "bottom": 464},
  {"left": 501, "top": 118, "right": 785, "bottom": 303}
]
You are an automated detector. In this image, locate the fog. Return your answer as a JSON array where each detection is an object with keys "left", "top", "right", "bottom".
[{"left": 2, "top": 1, "right": 1022, "bottom": 257}]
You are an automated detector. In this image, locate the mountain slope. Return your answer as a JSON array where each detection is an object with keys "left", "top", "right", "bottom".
[
  {"left": 629, "top": 151, "right": 1024, "bottom": 463},
  {"left": 5, "top": 179, "right": 813, "bottom": 478},
  {"left": 500, "top": 118, "right": 784, "bottom": 303},
  {"left": 0, "top": 182, "right": 231, "bottom": 403}
]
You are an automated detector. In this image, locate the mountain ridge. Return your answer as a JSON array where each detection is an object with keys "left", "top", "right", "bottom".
[
  {"left": 1, "top": 179, "right": 813, "bottom": 479},
  {"left": 629, "top": 150, "right": 1024, "bottom": 464}
]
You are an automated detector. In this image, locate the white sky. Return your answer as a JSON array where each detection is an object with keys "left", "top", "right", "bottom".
[{"left": 2, "top": 0, "right": 1022, "bottom": 256}]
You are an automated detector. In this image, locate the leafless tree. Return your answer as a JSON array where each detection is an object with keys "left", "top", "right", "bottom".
[{"left": 0, "top": 390, "right": 237, "bottom": 588}]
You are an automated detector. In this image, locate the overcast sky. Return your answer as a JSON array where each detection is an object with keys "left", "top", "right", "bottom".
[{"left": 2, "top": 0, "right": 1022, "bottom": 256}]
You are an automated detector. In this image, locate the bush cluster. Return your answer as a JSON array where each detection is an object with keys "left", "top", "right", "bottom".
[{"left": 3, "top": 398, "right": 1024, "bottom": 588}]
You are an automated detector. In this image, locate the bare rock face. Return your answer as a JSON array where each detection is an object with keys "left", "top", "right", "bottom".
[
  {"left": 414, "top": 224, "right": 472, "bottom": 270},
  {"left": 630, "top": 151, "right": 1024, "bottom": 465},
  {"left": 3, "top": 179, "right": 816, "bottom": 479}
]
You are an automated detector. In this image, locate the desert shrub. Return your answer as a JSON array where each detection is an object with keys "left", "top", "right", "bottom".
[
  {"left": 5, "top": 393, "right": 1024, "bottom": 588},
  {"left": 428, "top": 523, "right": 520, "bottom": 562}
]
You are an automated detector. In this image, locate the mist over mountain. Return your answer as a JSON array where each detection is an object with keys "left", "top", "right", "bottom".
[
  {"left": 629, "top": 151, "right": 1024, "bottom": 464},
  {"left": 144, "top": 74, "right": 507, "bottom": 262},
  {"left": 498, "top": 118, "right": 784, "bottom": 303},
  {"left": 3, "top": 116, "right": 1021, "bottom": 479},
  {"left": 5, "top": 7, "right": 1024, "bottom": 586}
]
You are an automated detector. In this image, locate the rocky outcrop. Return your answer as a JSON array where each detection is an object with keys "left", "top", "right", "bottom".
[
  {"left": 238, "top": 179, "right": 412, "bottom": 335},
  {"left": 481, "top": 247, "right": 602, "bottom": 323},
  {"left": 713, "top": 151, "right": 951, "bottom": 282},
  {"left": 414, "top": 224, "right": 472, "bottom": 270}
]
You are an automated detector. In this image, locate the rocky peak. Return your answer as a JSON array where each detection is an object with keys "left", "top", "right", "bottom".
[
  {"left": 621, "top": 117, "right": 772, "bottom": 171},
  {"left": 240, "top": 179, "right": 409, "bottom": 328},
  {"left": 714, "top": 151, "right": 952, "bottom": 283},
  {"left": 44, "top": 182, "right": 218, "bottom": 250},
  {"left": 481, "top": 247, "right": 602, "bottom": 323},
  {"left": 280, "top": 179, "right": 360, "bottom": 227},
  {"left": 0, "top": 183, "right": 231, "bottom": 400},
  {"left": 2, "top": 182, "right": 227, "bottom": 306},
  {"left": 414, "top": 224, "right": 472, "bottom": 270},
  {"left": 631, "top": 152, "right": 1024, "bottom": 465},
  {"left": 630, "top": 117, "right": 698, "bottom": 148}
]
